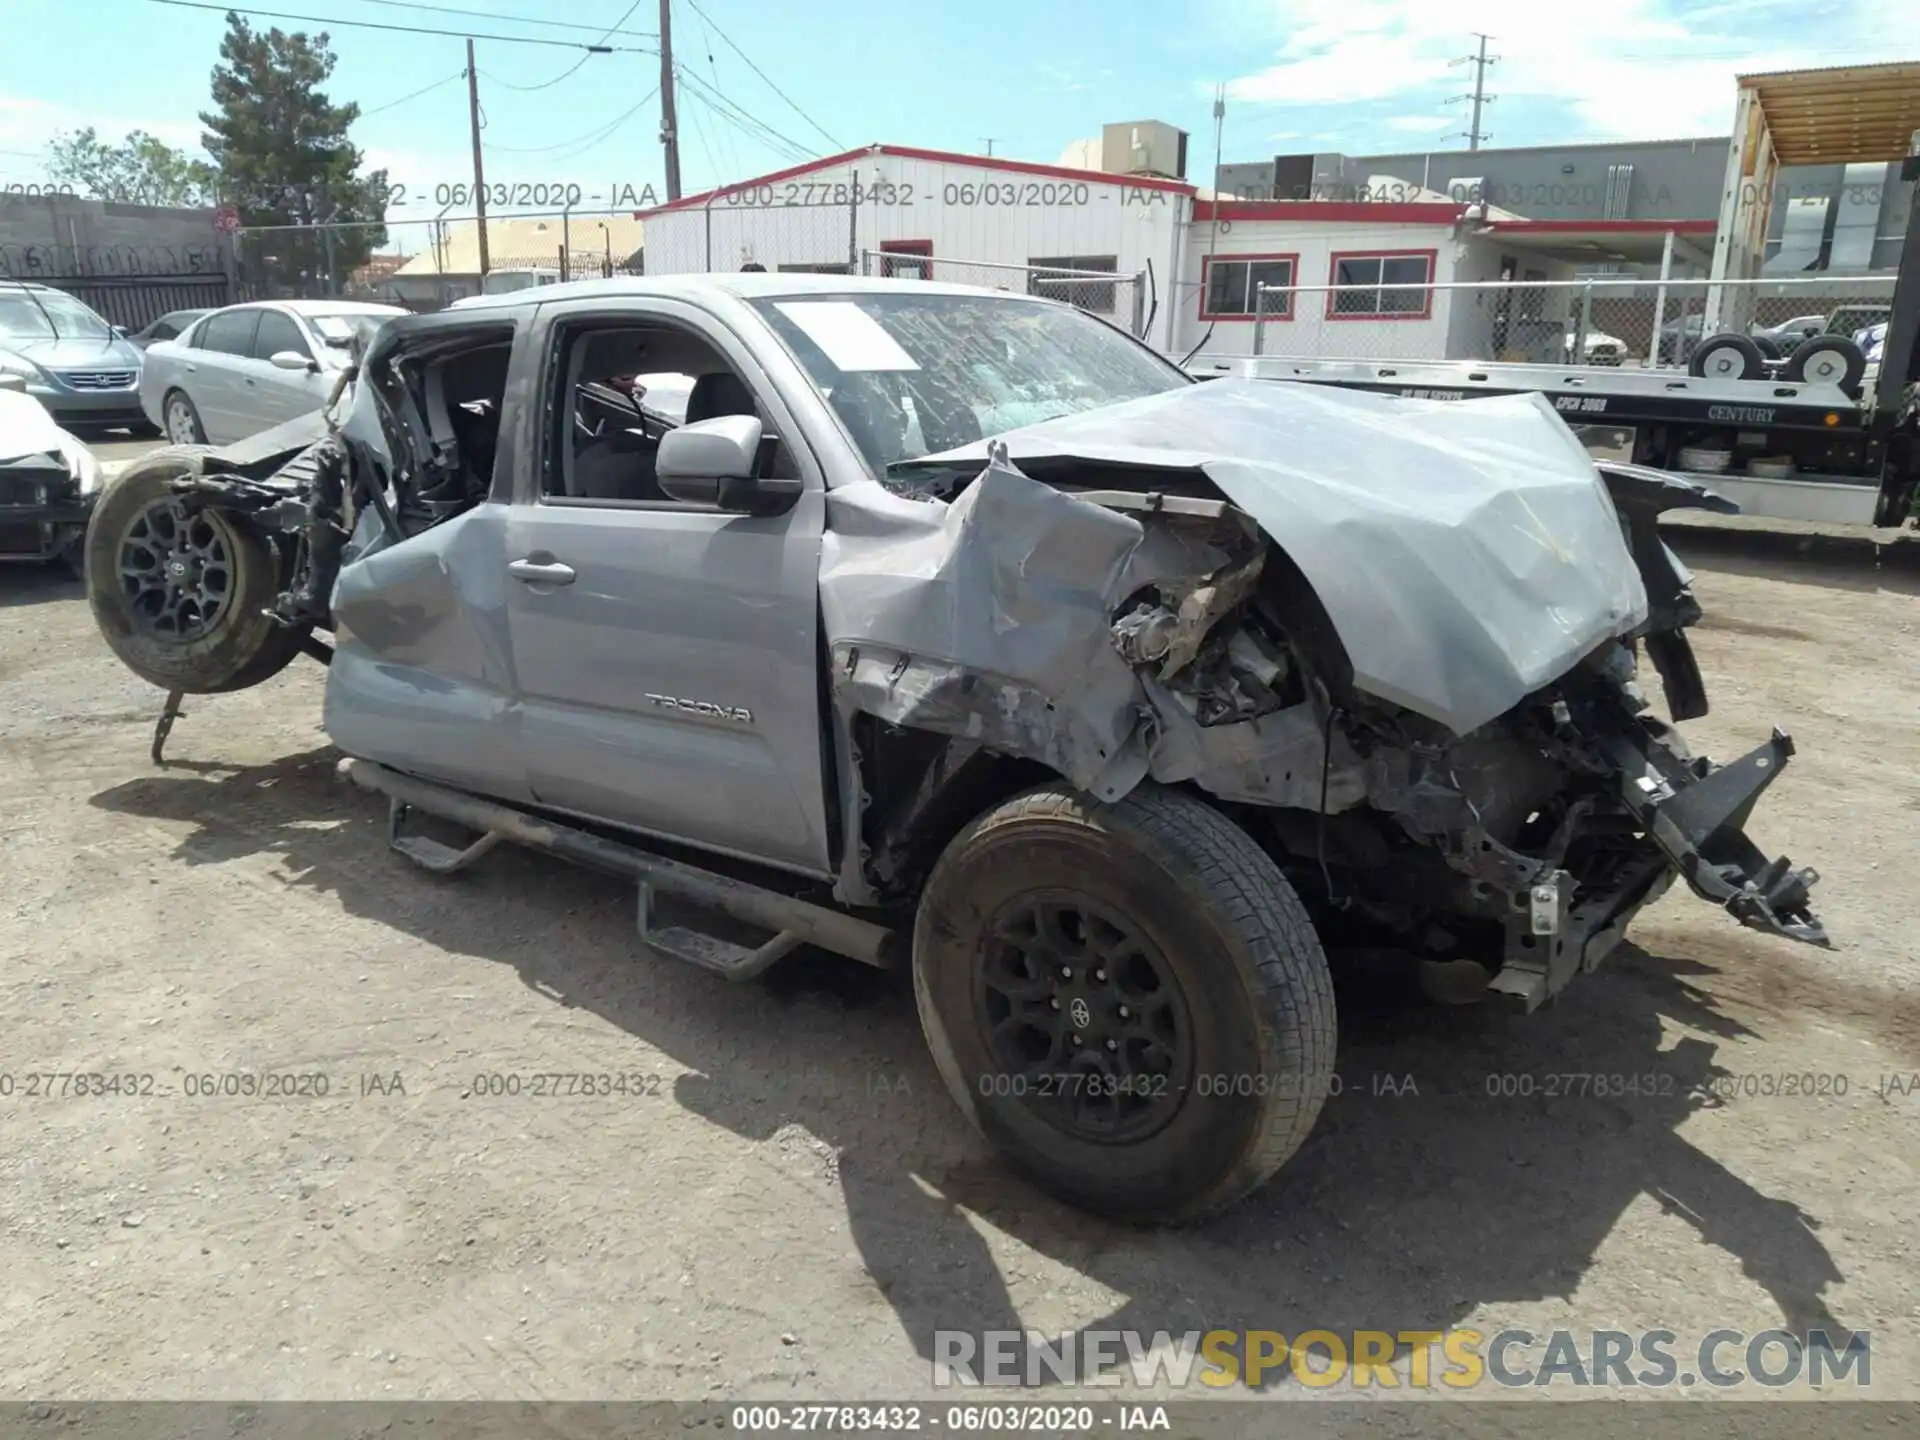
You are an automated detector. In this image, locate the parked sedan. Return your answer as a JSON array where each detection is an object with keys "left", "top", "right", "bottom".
[
  {"left": 139, "top": 300, "right": 408, "bottom": 445},
  {"left": 126, "top": 309, "right": 210, "bottom": 350},
  {"left": 0, "top": 281, "right": 149, "bottom": 433}
]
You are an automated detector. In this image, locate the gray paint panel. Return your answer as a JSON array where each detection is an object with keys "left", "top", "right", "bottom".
[{"left": 325, "top": 503, "right": 527, "bottom": 799}]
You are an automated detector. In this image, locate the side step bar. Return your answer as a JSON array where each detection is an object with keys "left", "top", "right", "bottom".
[{"left": 338, "top": 758, "right": 898, "bottom": 979}]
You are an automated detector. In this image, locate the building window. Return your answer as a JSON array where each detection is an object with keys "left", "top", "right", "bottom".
[
  {"left": 1328, "top": 250, "right": 1436, "bottom": 319},
  {"left": 879, "top": 239, "right": 933, "bottom": 280},
  {"left": 1199, "top": 254, "right": 1298, "bottom": 321},
  {"left": 1027, "top": 255, "right": 1118, "bottom": 312}
]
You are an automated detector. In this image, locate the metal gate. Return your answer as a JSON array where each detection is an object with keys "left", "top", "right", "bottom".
[
  {"left": 42, "top": 273, "right": 232, "bottom": 330},
  {"left": 857, "top": 250, "right": 1150, "bottom": 338},
  {"left": 0, "top": 243, "right": 233, "bottom": 330}
]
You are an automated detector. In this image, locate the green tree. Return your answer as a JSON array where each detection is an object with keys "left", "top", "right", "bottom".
[
  {"left": 199, "top": 10, "right": 390, "bottom": 293},
  {"left": 44, "top": 128, "right": 219, "bottom": 207}
]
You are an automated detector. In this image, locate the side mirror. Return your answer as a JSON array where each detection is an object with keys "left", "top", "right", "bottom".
[
  {"left": 0, "top": 374, "right": 24, "bottom": 393},
  {"left": 112, "top": 325, "right": 130, "bottom": 339},
  {"left": 270, "top": 349, "right": 318, "bottom": 372},
  {"left": 655, "top": 414, "right": 801, "bottom": 514}
]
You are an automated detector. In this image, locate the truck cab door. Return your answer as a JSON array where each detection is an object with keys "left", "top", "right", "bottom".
[{"left": 500, "top": 297, "right": 835, "bottom": 879}]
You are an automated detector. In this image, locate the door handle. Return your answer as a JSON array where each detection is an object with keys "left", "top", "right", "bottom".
[{"left": 508, "top": 558, "right": 576, "bottom": 585}]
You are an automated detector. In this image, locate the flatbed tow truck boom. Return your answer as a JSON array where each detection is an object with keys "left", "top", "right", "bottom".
[{"left": 1194, "top": 67, "right": 1920, "bottom": 529}]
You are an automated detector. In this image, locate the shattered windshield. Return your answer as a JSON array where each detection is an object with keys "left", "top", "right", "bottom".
[{"left": 747, "top": 291, "right": 1188, "bottom": 475}]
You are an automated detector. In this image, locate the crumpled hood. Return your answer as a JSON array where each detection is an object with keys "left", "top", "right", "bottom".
[
  {"left": 905, "top": 378, "right": 1649, "bottom": 736},
  {"left": 0, "top": 386, "right": 69, "bottom": 463}
]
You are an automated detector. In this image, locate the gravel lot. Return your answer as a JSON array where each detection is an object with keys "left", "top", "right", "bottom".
[{"left": 1, "top": 522, "right": 1915, "bottom": 1406}]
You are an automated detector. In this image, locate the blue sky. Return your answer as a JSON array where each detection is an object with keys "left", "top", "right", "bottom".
[{"left": 0, "top": 0, "right": 1904, "bottom": 245}]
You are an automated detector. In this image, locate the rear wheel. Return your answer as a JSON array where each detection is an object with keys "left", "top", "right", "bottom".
[
  {"left": 84, "top": 447, "right": 307, "bottom": 693},
  {"left": 913, "top": 783, "right": 1336, "bottom": 1223}
]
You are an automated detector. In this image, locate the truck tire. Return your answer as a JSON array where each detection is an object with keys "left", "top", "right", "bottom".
[
  {"left": 1751, "top": 333, "right": 1782, "bottom": 361},
  {"left": 85, "top": 446, "right": 306, "bottom": 694},
  {"left": 913, "top": 782, "right": 1336, "bottom": 1223},
  {"left": 1784, "top": 334, "right": 1865, "bottom": 390},
  {"left": 1688, "top": 333, "right": 1765, "bottom": 380}
]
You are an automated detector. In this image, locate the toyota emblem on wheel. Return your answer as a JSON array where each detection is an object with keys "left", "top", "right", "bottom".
[{"left": 1069, "top": 997, "right": 1092, "bottom": 1030}]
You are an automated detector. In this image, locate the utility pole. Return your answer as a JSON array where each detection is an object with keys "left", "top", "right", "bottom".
[
  {"left": 466, "top": 39, "right": 490, "bottom": 276},
  {"left": 1448, "top": 33, "right": 1498, "bottom": 150},
  {"left": 979, "top": 138, "right": 1000, "bottom": 157},
  {"left": 658, "top": 0, "right": 682, "bottom": 201}
]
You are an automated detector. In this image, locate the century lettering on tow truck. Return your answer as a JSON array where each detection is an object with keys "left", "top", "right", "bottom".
[{"left": 1706, "top": 405, "right": 1779, "bottom": 424}]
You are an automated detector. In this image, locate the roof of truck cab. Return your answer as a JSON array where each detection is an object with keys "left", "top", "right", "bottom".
[{"left": 446, "top": 272, "right": 1054, "bottom": 312}]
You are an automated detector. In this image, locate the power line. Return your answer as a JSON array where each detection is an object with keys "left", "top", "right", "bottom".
[
  {"left": 680, "top": 0, "right": 840, "bottom": 150},
  {"left": 361, "top": 70, "right": 466, "bottom": 115},
  {"left": 331, "top": 0, "right": 655, "bottom": 38},
  {"left": 141, "top": 0, "right": 654, "bottom": 51},
  {"left": 538, "top": 88, "right": 663, "bottom": 165},
  {"left": 689, "top": 3, "right": 741, "bottom": 176},
  {"left": 674, "top": 68, "right": 813, "bottom": 164},
  {"left": 484, "top": 87, "right": 660, "bottom": 154},
  {"left": 479, "top": 0, "right": 650, "bottom": 91}
]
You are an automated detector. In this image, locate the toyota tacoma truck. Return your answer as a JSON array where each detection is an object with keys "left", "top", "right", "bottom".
[{"left": 82, "top": 274, "right": 1828, "bottom": 1222}]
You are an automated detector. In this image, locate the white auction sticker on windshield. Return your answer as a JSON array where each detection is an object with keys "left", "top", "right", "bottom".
[
  {"left": 773, "top": 301, "right": 920, "bottom": 372},
  {"left": 311, "top": 317, "right": 356, "bottom": 339}
]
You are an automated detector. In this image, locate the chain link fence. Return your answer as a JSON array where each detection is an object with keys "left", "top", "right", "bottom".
[
  {"left": 856, "top": 251, "right": 1150, "bottom": 337},
  {"left": 1247, "top": 275, "right": 1897, "bottom": 370}
]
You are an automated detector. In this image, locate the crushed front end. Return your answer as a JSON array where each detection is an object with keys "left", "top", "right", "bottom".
[
  {"left": 0, "top": 385, "right": 100, "bottom": 568},
  {"left": 841, "top": 380, "right": 1827, "bottom": 1004}
]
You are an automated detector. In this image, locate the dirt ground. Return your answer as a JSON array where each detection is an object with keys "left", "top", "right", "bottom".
[{"left": 1, "top": 526, "right": 1916, "bottom": 1408}]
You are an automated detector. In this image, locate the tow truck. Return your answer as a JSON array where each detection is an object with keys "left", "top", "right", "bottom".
[{"left": 1195, "top": 64, "right": 1920, "bottom": 528}]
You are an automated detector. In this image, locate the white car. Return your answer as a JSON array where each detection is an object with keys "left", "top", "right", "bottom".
[
  {"left": 1565, "top": 327, "right": 1629, "bottom": 366},
  {"left": 139, "top": 300, "right": 408, "bottom": 445}
]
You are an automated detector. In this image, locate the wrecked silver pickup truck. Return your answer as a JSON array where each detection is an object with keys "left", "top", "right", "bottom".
[{"left": 82, "top": 275, "right": 1826, "bottom": 1222}]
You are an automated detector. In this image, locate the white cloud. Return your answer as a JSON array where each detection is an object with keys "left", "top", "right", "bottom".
[
  {"left": 0, "top": 95, "right": 207, "bottom": 160},
  {"left": 1383, "top": 114, "right": 1453, "bottom": 134},
  {"left": 1225, "top": 0, "right": 1894, "bottom": 142}
]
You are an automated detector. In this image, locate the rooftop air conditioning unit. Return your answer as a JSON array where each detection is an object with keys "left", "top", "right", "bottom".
[{"left": 1100, "top": 121, "right": 1189, "bottom": 179}]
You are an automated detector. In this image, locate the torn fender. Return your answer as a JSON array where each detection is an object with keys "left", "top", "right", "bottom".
[
  {"left": 820, "top": 454, "right": 1153, "bottom": 798},
  {"left": 820, "top": 448, "right": 1360, "bottom": 808}
]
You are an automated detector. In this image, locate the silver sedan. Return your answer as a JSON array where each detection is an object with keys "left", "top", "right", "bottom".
[{"left": 139, "top": 299, "right": 408, "bottom": 445}]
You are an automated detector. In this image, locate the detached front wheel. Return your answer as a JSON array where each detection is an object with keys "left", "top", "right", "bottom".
[
  {"left": 913, "top": 783, "right": 1336, "bottom": 1223},
  {"left": 84, "top": 447, "right": 307, "bottom": 693}
]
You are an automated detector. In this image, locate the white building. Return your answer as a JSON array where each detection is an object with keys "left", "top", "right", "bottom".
[{"left": 636, "top": 137, "right": 1711, "bottom": 364}]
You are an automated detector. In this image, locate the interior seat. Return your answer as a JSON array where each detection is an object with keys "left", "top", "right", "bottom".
[{"left": 684, "top": 371, "right": 759, "bottom": 424}]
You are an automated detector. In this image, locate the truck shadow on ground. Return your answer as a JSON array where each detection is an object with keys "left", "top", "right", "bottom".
[
  {"left": 0, "top": 566, "right": 83, "bottom": 610},
  {"left": 92, "top": 746, "right": 1855, "bottom": 1392}
]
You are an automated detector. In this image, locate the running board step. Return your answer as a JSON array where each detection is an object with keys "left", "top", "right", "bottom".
[
  {"left": 637, "top": 878, "right": 804, "bottom": 981},
  {"left": 387, "top": 799, "right": 503, "bottom": 874},
  {"left": 338, "top": 758, "right": 898, "bottom": 974}
]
